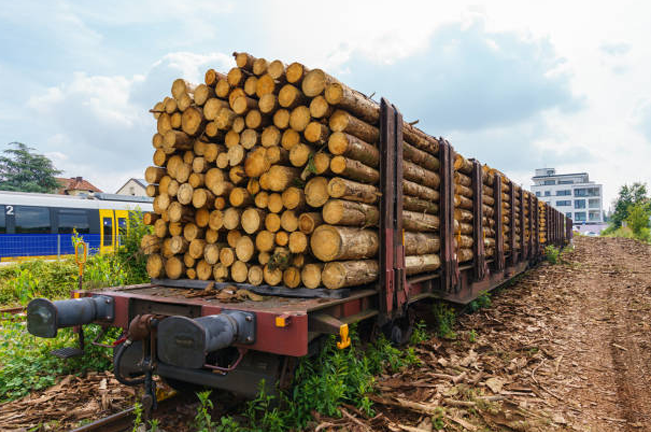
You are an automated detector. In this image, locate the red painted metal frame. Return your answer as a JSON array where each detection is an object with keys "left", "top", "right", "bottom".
[
  {"left": 494, "top": 174, "right": 505, "bottom": 272},
  {"left": 471, "top": 160, "right": 485, "bottom": 281},
  {"left": 379, "top": 98, "right": 396, "bottom": 322},
  {"left": 439, "top": 141, "right": 457, "bottom": 293}
]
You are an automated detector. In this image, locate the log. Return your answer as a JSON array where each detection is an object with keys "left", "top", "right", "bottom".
[
  {"left": 281, "top": 129, "right": 300, "bottom": 150},
  {"left": 298, "top": 212, "right": 323, "bottom": 234},
  {"left": 243, "top": 76, "right": 258, "bottom": 96},
  {"left": 280, "top": 210, "right": 299, "bottom": 232},
  {"left": 223, "top": 208, "right": 241, "bottom": 230},
  {"left": 403, "top": 160, "right": 440, "bottom": 188},
  {"left": 213, "top": 263, "right": 229, "bottom": 280},
  {"left": 289, "top": 143, "right": 313, "bottom": 167},
  {"left": 265, "top": 146, "right": 289, "bottom": 165},
  {"left": 184, "top": 253, "right": 195, "bottom": 270},
  {"left": 183, "top": 223, "right": 204, "bottom": 242},
  {"left": 145, "top": 166, "right": 166, "bottom": 184},
  {"left": 403, "top": 211, "right": 440, "bottom": 232},
  {"left": 454, "top": 194, "right": 473, "bottom": 210},
  {"left": 302, "top": 69, "right": 336, "bottom": 97},
  {"left": 304, "top": 122, "right": 330, "bottom": 145},
  {"left": 229, "top": 187, "right": 253, "bottom": 207},
  {"left": 454, "top": 154, "right": 472, "bottom": 174},
  {"left": 163, "top": 130, "right": 193, "bottom": 151},
  {"left": 234, "top": 52, "right": 255, "bottom": 71},
  {"left": 403, "top": 180, "right": 439, "bottom": 201},
  {"left": 196, "top": 260, "right": 213, "bottom": 280},
  {"left": 305, "top": 176, "right": 330, "bottom": 208},
  {"left": 181, "top": 107, "right": 205, "bottom": 137},
  {"left": 457, "top": 248, "right": 473, "bottom": 263},
  {"left": 288, "top": 231, "right": 308, "bottom": 253},
  {"left": 455, "top": 235, "right": 473, "bottom": 249},
  {"left": 279, "top": 84, "right": 307, "bottom": 109},
  {"left": 403, "top": 196, "right": 439, "bottom": 214},
  {"left": 189, "top": 239, "right": 208, "bottom": 260},
  {"left": 289, "top": 106, "right": 311, "bottom": 131},
  {"left": 268, "top": 193, "right": 284, "bottom": 213},
  {"left": 247, "top": 265, "right": 264, "bottom": 286},
  {"left": 255, "top": 230, "right": 276, "bottom": 252},
  {"left": 267, "top": 166, "right": 301, "bottom": 191},
  {"left": 281, "top": 186, "right": 305, "bottom": 210},
  {"left": 263, "top": 265, "right": 283, "bottom": 286},
  {"left": 261, "top": 126, "right": 282, "bottom": 147},
  {"left": 454, "top": 171, "right": 471, "bottom": 187},
  {"left": 325, "top": 82, "right": 379, "bottom": 124},
  {"left": 286, "top": 62, "right": 309, "bottom": 85},
  {"left": 265, "top": 213, "right": 281, "bottom": 232},
  {"left": 405, "top": 254, "right": 441, "bottom": 275},
  {"left": 273, "top": 109, "right": 290, "bottom": 129},
  {"left": 194, "top": 84, "right": 215, "bottom": 106},
  {"left": 242, "top": 207, "right": 266, "bottom": 234},
  {"left": 329, "top": 110, "right": 379, "bottom": 143},
  {"left": 301, "top": 263, "right": 324, "bottom": 289},
  {"left": 255, "top": 191, "right": 269, "bottom": 209},
  {"left": 404, "top": 232, "right": 440, "bottom": 255},
  {"left": 309, "top": 96, "right": 333, "bottom": 119},
  {"left": 171, "top": 78, "right": 196, "bottom": 100},
  {"left": 283, "top": 267, "right": 302, "bottom": 288},
  {"left": 404, "top": 142, "right": 440, "bottom": 171},
  {"left": 231, "top": 261, "right": 249, "bottom": 283},
  {"left": 310, "top": 225, "right": 379, "bottom": 262},
  {"left": 328, "top": 132, "right": 379, "bottom": 168},
  {"left": 203, "top": 243, "right": 220, "bottom": 264},
  {"left": 327, "top": 177, "right": 379, "bottom": 204},
  {"left": 192, "top": 188, "right": 215, "bottom": 209},
  {"left": 219, "top": 247, "right": 236, "bottom": 267},
  {"left": 454, "top": 208, "right": 473, "bottom": 223},
  {"left": 140, "top": 234, "right": 160, "bottom": 254},
  {"left": 253, "top": 58, "right": 269, "bottom": 76},
  {"left": 146, "top": 254, "right": 165, "bottom": 278},
  {"left": 322, "top": 260, "right": 379, "bottom": 289},
  {"left": 227, "top": 230, "right": 242, "bottom": 248},
  {"left": 235, "top": 236, "right": 255, "bottom": 262},
  {"left": 330, "top": 156, "right": 379, "bottom": 184},
  {"left": 323, "top": 199, "right": 379, "bottom": 226},
  {"left": 256, "top": 74, "right": 279, "bottom": 98},
  {"left": 245, "top": 147, "right": 271, "bottom": 178},
  {"left": 275, "top": 230, "right": 289, "bottom": 246},
  {"left": 165, "top": 256, "right": 185, "bottom": 280}
]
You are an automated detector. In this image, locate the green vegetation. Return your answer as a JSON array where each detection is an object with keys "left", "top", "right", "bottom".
[
  {"left": 467, "top": 291, "right": 491, "bottom": 312},
  {"left": 544, "top": 244, "right": 560, "bottom": 264},
  {"left": 432, "top": 302, "right": 457, "bottom": 339},
  {"left": 0, "top": 212, "right": 150, "bottom": 403},
  {"left": 0, "top": 142, "right": 62, "bottom": 193},
  {"left": 0, "top": 322, "right": 119, "bottom": 402},
  {"left": 196, "top": 330, "right": 423, "bottom": 432},
  {"left": 409, "top": 319, "right": 429, "bottom": 345},
  {"left": 0, "top": 211, "right": 151, "bottom": 306},
  {"left": 602, "top": 182, "right": 651, "bottom": 242}
]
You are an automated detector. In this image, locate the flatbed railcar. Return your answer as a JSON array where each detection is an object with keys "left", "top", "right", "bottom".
[
  {"left": 0, "top": 191, "right": 153, "bottom": 261},
  {"left": 26, "top": 100, "right": 572, "bottom": 404}
]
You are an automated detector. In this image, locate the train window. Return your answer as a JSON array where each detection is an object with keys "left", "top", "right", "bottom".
[
  {"left": 0, "top": 205, "right": 5, "bottom": 234},
  {"left": 103, "top": 217, "right": 113, "bottom": 246},
  {"left": 58, "top": 209, "right": 90, "bottom": 234},
  {"left": 15, "top": 206, "right": 50, "bottom": 234},
  {"left": 117, "top": 217, "right": 127, "bottom": 245}
]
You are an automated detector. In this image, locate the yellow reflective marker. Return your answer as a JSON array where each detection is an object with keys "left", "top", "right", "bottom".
[{"left": 336, "top": 323, "right": 351, "bottom": 349}]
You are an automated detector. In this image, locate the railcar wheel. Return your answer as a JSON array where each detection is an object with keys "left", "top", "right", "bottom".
[{"left": 383, "top": 307, "right": 415, "bottom": 346}]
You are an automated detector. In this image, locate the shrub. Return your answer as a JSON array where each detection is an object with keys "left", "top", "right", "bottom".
[
  {"left": 544, "top": 245, "right": 560, "bottom": 264},
  {"left": 432, "top": 302, "right": 456, "bottom": 339}
]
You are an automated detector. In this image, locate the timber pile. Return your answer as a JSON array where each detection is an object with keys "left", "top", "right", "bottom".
[
  {"left": 480, "top": 165, "right": 496, "bottom": 258},
  {"left": 453, "top": 154, "right": 473, "bottom": 263},
  {"left": 538, "top": 201, "right": 547, "bottom": 244},
  {"left": 142, "top": 52, "right": 441, "bottom": 290},
  {"left": 513, "top": 185, "right": 522, "bottom": 249}
]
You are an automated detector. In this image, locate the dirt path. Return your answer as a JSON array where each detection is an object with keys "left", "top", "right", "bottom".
[{"left": 348, "top": 236, "right": 651, "bottom": 431}]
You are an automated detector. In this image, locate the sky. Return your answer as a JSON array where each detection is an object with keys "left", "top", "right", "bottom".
[{"left": 0, "top": 0, "right": 650, "bottom": 211}]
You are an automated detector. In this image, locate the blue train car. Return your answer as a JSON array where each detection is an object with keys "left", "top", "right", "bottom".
[{"left": 0, "top": 191, "right": 153, "bottom": 262}]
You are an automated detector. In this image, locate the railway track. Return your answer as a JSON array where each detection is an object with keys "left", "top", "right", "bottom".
[{"left": 69, "top": 395, "right": 181, "bottom": 432}]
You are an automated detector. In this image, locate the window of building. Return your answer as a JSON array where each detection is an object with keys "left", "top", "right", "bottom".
[
  {"left": 574, "top": 187, "right": 600, "bottom": 197},
  {"left": 546, "top": 169, "right": 554, "bottom": 175},
  {"left": 566, "top": 212, "right": 572, "bottom": 219},
  {"left": 129, "top": 186, "right": 135, "bottom": 195},
  {"left": 575, "top": 212, "right": 587, "bottom": 222},
  {"left": 543, "top": 180, "right": 555, "bottom": 185},
  {"left": 544, "top": 191, "right": 551, "bottom": 196},
  {"left": 556, "top": 200, "right": 571, "bottom": 207},
  {"left": 589, "top": 211, "right": 601, "bottom": 221},
  {"left": 556, "top": 190, "right": 571, "bottom": 196},
  {"left": 15, "top": 206, "right": 51, "bottom": 234},
  {"left": 588, "top": 198, "right": 600, "bottom": 209},
  {"left": 574, "top": 200, "right": 586, "bottom": 209},
  {"left": 558, "top": 180, "right": 574, "bottom": 184},
  {"left": 58, "top": 209, "right": 90, "bottom": 234},
  {"left": 535, "top": 191, "right": 541, "bottom": 197}
]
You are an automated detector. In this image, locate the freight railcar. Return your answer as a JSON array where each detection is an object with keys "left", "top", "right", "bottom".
[
  {"left": 0, "top": 191, "right": 152, "bottom": 261},
  {"left": 26, "top": 100, "right": 571, "bottom": 410}
]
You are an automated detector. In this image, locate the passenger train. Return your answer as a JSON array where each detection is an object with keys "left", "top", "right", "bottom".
[{"left": 0, "top": 191, "right": 153, "bottom": 261}]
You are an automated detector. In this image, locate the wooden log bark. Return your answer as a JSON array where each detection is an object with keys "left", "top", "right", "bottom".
[
  {"left": 403, "top": 211, "right": 440, "bottom": 232},
  {"left": 327, "top": 177, "right": 379, "bottom": 204},
  {"left": 301, "top": 263, "right": 323, "bottom": 289},
  {"left": 310, "top": 225, "right": 379, "bottom": 262},
  {"left": 403, "top": 196, "right": 439, "bottom": 214},
  {"left": 330, "top": 156, "right": 379, "bottom": 184},
  {"left": 404, "top": 142, "right": 440, "bottom": 171},
  {"left": 298, "top": 212, "right": 323, "bottom": 234},
  {"left": 403, "top": 160, "right": 440, "bottom": 188},
  {"left": 329, "top": 110, "right": 379, "bottom": 143},
  {"left": 404, "top": 180, "right": 440, "bottom": 202},
  {"left": 305, "top": 176, "right": 330, "bottom": 208},
  {"left": 404, "top": 232, "right": 440, "bottom": 255},
  {"left": 146, "top": 254, "right": 165, "bottom": 279},
  {"left": 325, "top": 82, "right": 379, "bottom": 124},
  {"left": 322, "top": 260, "right": 379, "bottom": 289},
  {"left": 405, "top": 254, "right": 441, "bottom": 275},
  {"left": 328, "top": 132, "right": 379, "bottom": 168},
  {"left": 323, "top": 199, "right": 379, "bottom": 226}
]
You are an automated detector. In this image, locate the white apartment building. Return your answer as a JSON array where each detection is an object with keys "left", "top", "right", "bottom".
[{"left": 530, "top": 168, "right": 604, "bottom": 224}]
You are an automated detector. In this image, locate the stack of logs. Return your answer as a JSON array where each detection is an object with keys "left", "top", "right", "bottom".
[
  {"left": 538, "top": 201, "right": 547, "bottom": 244},
  {"left": 141, "top": 51, "right": 442, "bottom": 290},
  {"left": 480, "top": 165, "right": 496, "bottom": 257},
  {"left": 452, "top": 155, "right": 474, "bottom": 263}
]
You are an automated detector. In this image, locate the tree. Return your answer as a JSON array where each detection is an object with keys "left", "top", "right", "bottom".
[
  {"left": 626, "top": 202, "right": 651, "bottom": 241},
  {"left": 0, "top": 142, "right": 62, "bottom": 193},
  {"left": 610, "top": 182, "right": 649, "bottom": 228}
]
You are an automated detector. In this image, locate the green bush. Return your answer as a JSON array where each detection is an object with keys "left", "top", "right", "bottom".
[
  {"left": 0, "top": 321, "right": 119, "bottom": 402},
  {"left": 432, "top": 302, "right": 456, "bottom": 339},
  {"left": 0, "top": 211, "right": 150, "bottom": 306},
  {"left": 544, "top": 244, "right": 560, "bottom": 264}
]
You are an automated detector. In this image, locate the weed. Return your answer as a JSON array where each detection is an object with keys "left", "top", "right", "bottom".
[
  {"left": 131, "top": 402, "right": 143, "bottom": 432},
  {"left": 432, "top": 302, "right": 457, "bottom": 339},
  {"left": 148, "top": 419, "right": 159, "bottom": 432},
  {"left": 194, "top": 391, "right": 217, "bottom": 432},
  {"left": 467, "top": 291, "right": 491, "bottom": 313},
  {"left": 432, "top": 407, "right": 446, "bottom": 430},
  {"left": 215, "top": 416, "right": 241, "bottom": 432},
  {"left": 544, "top": 245, "right": 560, "bottom": 264},
  {"left": 244, "top": 381, "right": 284, "bottom": 432},
  {"left": 468, "top": 329, "right": 477, "bottom": 343},
  {"left": 409, "top": 320, "right": 429, "bottom": 345}
]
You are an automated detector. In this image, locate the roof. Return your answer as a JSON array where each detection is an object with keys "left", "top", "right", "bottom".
[
  {"left": 115, "top": 178, "right": 148, "bottom": 194},
  {"left": 56, "top": 177, "right": 103, "bottom": 194},
  {"left": 531, "top": 172, "right": 588, "bottom": 180}
]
